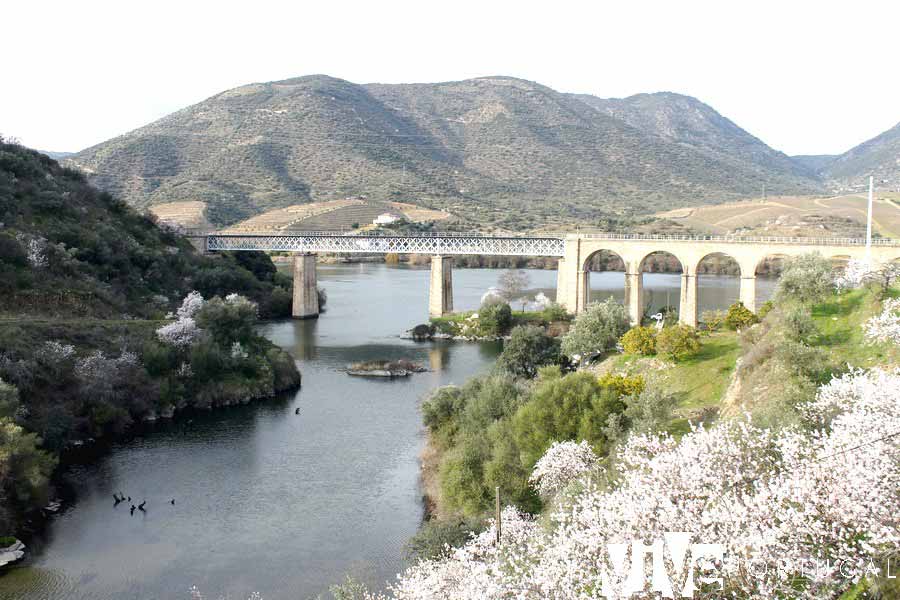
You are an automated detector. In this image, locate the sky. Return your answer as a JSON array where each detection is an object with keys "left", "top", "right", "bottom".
[{"left": 3, "top": 0, "right": 898, "bottom": 156}]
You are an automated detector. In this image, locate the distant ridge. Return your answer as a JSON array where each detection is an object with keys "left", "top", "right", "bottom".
[
  {"left": 822, "top": 121, "right": 900, "bottom": 190},
  {"left": 66, "top": 75, "right": 824, "bottom": 229}
]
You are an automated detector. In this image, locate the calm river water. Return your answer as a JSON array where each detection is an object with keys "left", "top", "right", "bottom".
[{"left": 0, "top": 264, "right": 773, "bottom": 600}]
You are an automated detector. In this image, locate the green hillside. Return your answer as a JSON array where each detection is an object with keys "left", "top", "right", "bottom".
[
  {"left": 66, "top": 75, "right": 823, "bottom": 229},
  {"left": 0, "top": 139, "right": 300, "bottom": 536}
]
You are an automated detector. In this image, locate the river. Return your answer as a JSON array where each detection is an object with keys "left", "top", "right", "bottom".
[{"left": 0, "top": 264, "right": 773, "bottom": 600}]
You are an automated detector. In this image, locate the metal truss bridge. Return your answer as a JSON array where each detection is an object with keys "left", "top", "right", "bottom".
[{"left": 205, "top": 231, "right": 567, "bottom": 257}]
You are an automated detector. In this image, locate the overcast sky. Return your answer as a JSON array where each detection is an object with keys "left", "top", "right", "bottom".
[{"left": 3, "top": 0, "right": 898, "bottom": 156}]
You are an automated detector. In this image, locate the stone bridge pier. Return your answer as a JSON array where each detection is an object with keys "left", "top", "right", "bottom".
[
  {"left": 429, "top": 255, "right": 454, "bottom": 317},
  {"left": 292, "top": 253, "right": 319, "bottom": 319}
]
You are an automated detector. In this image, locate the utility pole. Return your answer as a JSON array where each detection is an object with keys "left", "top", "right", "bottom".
[
  {"left": 495, "top": 486, "right": 501, "bottom": 546},
  {"left": 866, "top": 176, "right": 874, "bottom": 263}
]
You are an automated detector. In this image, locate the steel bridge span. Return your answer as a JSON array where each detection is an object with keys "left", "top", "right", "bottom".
[{"left": 194, "top": 231, "right": 900, "bottom": 325}]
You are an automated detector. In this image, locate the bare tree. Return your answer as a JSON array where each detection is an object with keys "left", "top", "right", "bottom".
[{"left": 498, "top": 270, "right": 531, "bottom": 311}]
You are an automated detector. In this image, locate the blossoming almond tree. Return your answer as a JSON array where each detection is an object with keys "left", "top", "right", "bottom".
[
  {"left": 864, "top": 298, "right": 900, "bottom": 345},
  {"left": 157, "top": 292, "right": 206, "bottom": 347},
  {"left": 529, "top": 440, "right": 599, "bottom": 499},
  {"left": 379, "top": 368, "right": 900, "bottom": 600}
]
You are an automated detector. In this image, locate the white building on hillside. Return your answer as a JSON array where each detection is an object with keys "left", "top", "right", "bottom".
[{"left": 373, "top": 212, "right": 404, "bottom": 225}]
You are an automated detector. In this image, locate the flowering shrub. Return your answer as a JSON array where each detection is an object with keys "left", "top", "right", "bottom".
[
  {"left": 619, "top": 325, "right": 656, "bottom": 355},
  {"left": 833, "top": 259, "right": 872, "bottom": 292},
  {"left": 156, "top": 318, "right": 202, "bottom": 348},
  {"left": 158, "top": 292, "right": 206, "bottom": 347},
  {"left": 725, "top": 301, "right": 757, "bottom": 330},
  {"left": 528, "top": 440, "right": 599, "bottom": 498},
  {"left": 863, "top": 297, "right": 900, "bottom": 345},
  {"left": 378, "top": 367, "right": 900, "bottom": 599},
  {"left": 656, "top": 324, "right": 701, "bottom": 361},
  {"left": 177, "top": 291, "right": 206, "bottom": 320},
  {"left": 15, "top": 233, "right": 48, "bottom": 268}
]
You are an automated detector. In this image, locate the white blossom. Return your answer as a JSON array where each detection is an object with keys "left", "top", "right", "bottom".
[
  {"left": 480, "top": 287, "right": 504, "bottom": 305},
  {"left": 40, "top": 340, "right": 75, "bottom": 362},
  {"left": 156, "top": 317, "right": 202, "bottom": 348},
  {"left": 385, "top": 369, "right": 900, "bottom": 599},
  {"left": 833, "top": 259, "right": 872, "bottom": 292},
  {"left": 177, "top": 291, "right": 206, "bottom": 319},
  {"left": 529, "top": 440, "right": 599, "bottom": 498},
  {"left": 16, "top": 233, "right": 48, "bottom": 268},
  {"left": 230, "top": 341, "right": 249, "bottom": 359},
  {"left": 158, "top": 292, "right": 206, "bottom": 347},
  {"left": 534, "top": 292, "right": 552, "bottom": 309},
  {"left": 863, "top": 298, "right": 900, "bottom": 344}
]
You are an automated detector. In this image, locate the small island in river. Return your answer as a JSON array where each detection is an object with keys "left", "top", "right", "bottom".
[{"left": 346, "top": 359, "right": 427, "bottom": 378}]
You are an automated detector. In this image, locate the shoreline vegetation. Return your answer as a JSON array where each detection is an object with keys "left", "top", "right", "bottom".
[
  {"left": 0, "top": 141, "right": 301, "bottom": 545},
  {"left": 390, "top": 255, "right": 900, "bottom": 599}
]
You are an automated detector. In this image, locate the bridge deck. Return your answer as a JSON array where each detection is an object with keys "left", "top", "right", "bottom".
[{"left": 201, "top": 231, "right": 900, "bottom": 256}]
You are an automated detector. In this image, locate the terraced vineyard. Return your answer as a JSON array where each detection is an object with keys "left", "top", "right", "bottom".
[
  {"left": 148, "top": 201, "right": 213, "bottom": 229},
  {"left": 658, "top": 192, "right": 900, "bottom": 238},
  {"left": 220, "top": 199, "right": 453, "bottom": 232}
]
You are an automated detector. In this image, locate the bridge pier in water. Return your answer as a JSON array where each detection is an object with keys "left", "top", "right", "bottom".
[
  {"left": 739, "top": 276, "right": 757, "bottom": 313},
  {"left": 429, "top": 255, "right": 453, "bottom": 317},
  {"left": 292, "top": 253, "right": 320, "bottom": 319}
]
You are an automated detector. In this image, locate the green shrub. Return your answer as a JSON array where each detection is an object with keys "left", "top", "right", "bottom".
[
  {"left": 700, "top": 309, "right": 727, "bottom": 333},
  {"left": 496, "top": 325, "right": 561, "bottom": 379},
  {"left": 725, "top": 301, "right": 758, "bottom": 330},
  {"left": 560, "top": 298, "right": 630, "bottom": 358},
  {"left": 512, "top": 370, "right": 626, "bottom": 466},
  {"left": 403, "top": 517, "right": 485, "bottom": 561},
  {"left": 540, "top": 302, "right": 570, "bottom": 322},
  {"left": 774, "top": 253, "right": 834, "bottom": 305},
  {"left": 656, "top": 325, "right": 701, "bottom": 361},
  {"left": 779, "top": 306, "right": 818, "bottom": 343},
  {"left": 620, "top": 326, "right": 657, "bottom": 355},
  {"left": 757, "top": 300, "right": 775, "bottom": 319},
  {"left": 478, "top": 301, "right": 512, "bottom": 337},
  {"left": 624, "top": 387, "right": 678, "bottom": 435}
]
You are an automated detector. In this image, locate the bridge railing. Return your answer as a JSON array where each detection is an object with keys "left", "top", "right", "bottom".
[
  {"left": 185, "top": 227, "right": 900, "bottom": 247},
  {"left": 575, "top": 232, "right": 900, "bottom": 246}
]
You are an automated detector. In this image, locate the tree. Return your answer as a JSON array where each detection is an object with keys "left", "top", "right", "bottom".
[
  {"left": 478, "top": 300, "right": 512, "bottom": 337},
  {"left": 560, "top": 298, "right": 630, "bottom": 359},
  {"left": 774, "top": 252, "right": 834, "bottom": 305},
  {"left": 497, "top": 270, "right": 531, "bottom": 310},
  {"left": 496, "top": 325, "right": 561, "bottom": 379}
]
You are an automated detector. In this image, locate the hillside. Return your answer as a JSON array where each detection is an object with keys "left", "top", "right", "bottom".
[
  {"left": 791, "top": 154, "right": 836, "bottom": 174},
  {"left": 0, "top": 138, "right": 301, "bottom": 535},
  {"left": 0, "top": 140, "right": 294, "bottom": 319},
  {"left": 823, "top": 120, "right": 900, "bottom": 190},
  {"left": 657, "top": 192, "right": 900, "bottom": 238},
  {"left": 571, "top": 91, "right": 820, "bottom": 185},
  {"left": 66, "top": 75, "right": 823, "bottom": 230}
]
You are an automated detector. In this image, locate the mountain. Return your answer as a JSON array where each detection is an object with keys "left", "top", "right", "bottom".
[
  {"left": 570, "top": 91, "right": 820, "bottom": 183},
  {"left": 822, "top": 121, "right": 900, "bottom": 189},
  {"left": 37, "top": 150, "right": 74, "bottom": 160},
  {"left": 791, "top": 154, "right": 837, "bottom": 174},
  {"left": 66, "top": 75, "right": 823, "bottom": 229}
]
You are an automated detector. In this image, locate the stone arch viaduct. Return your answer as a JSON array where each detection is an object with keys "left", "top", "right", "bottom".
[{"left": 194, "top": 231, "right": 900, "bottom": 326}]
